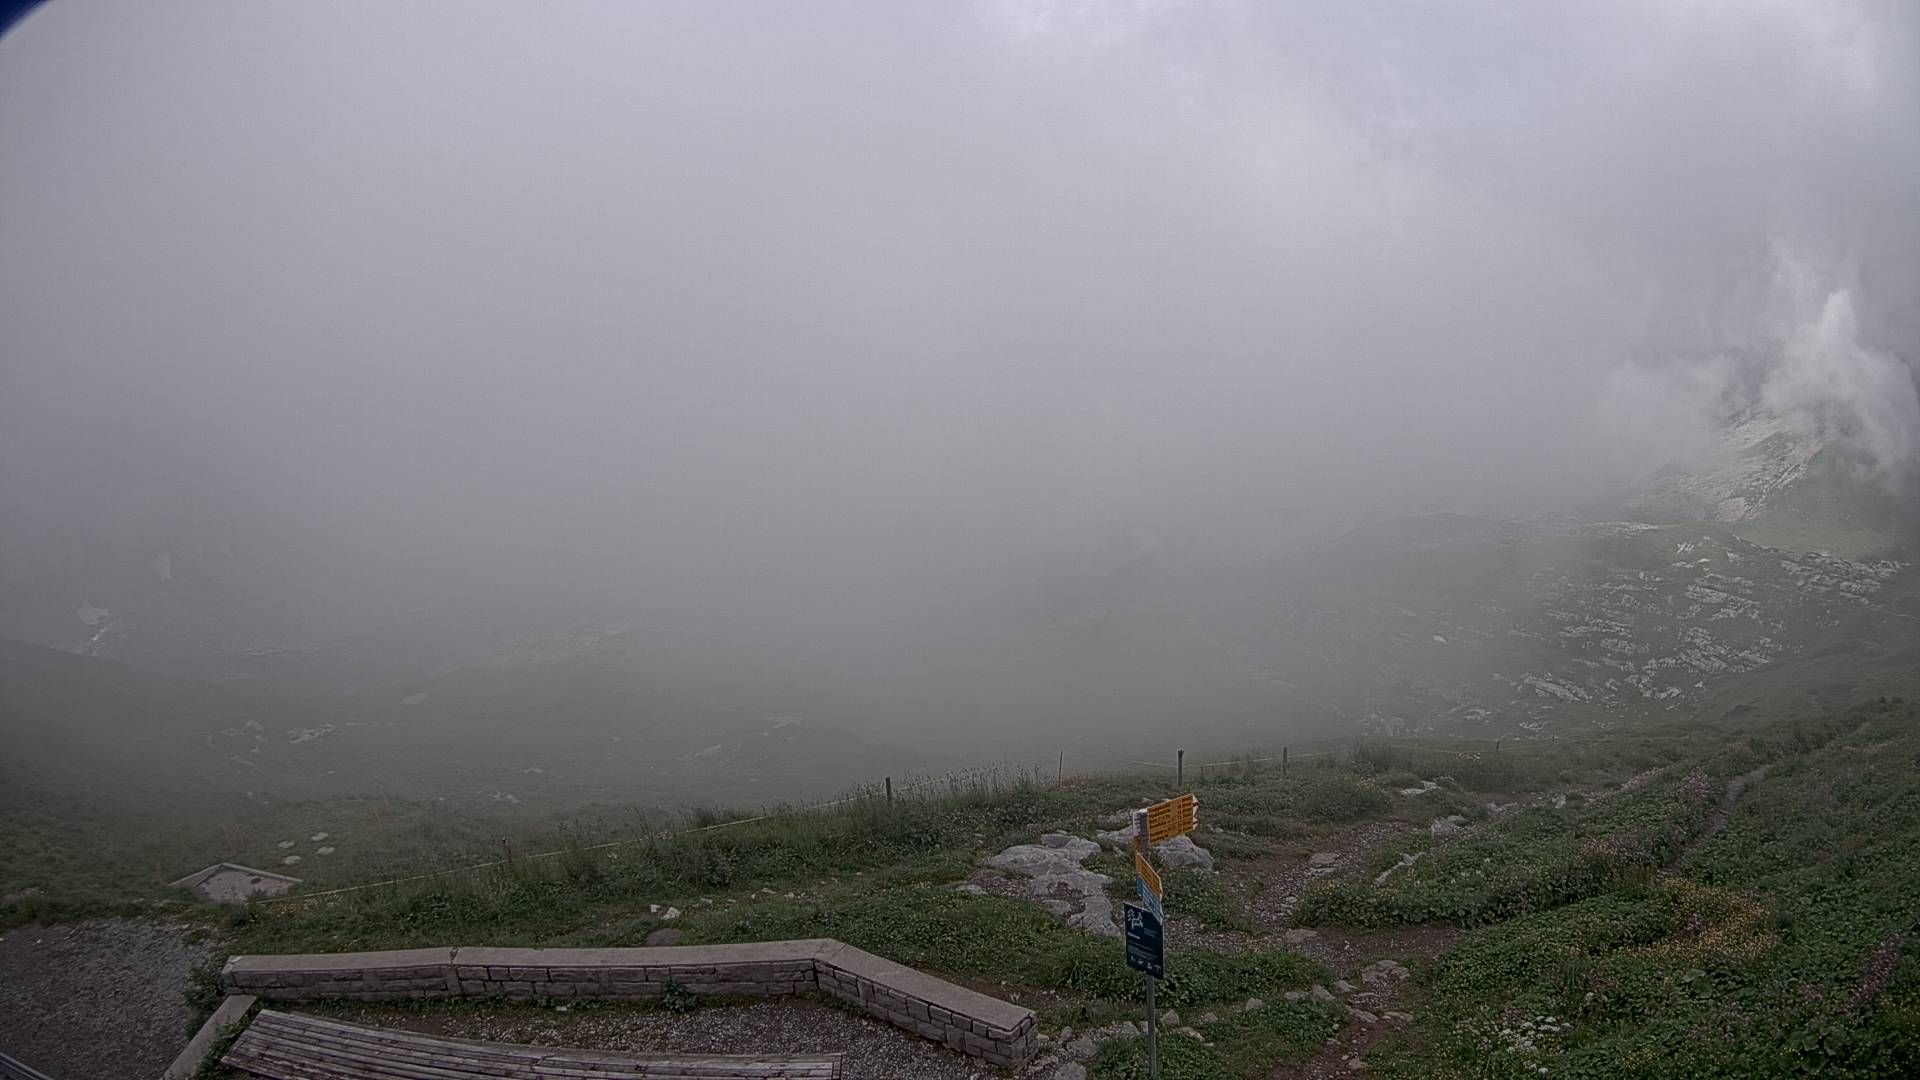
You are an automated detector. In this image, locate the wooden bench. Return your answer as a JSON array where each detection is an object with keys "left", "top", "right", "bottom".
[{"left": 223, "top": 1009, "right": 844, "bottom": 1079}]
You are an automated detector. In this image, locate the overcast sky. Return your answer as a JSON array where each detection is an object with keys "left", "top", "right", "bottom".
[{"left": 3, "top": 1, "right": 1917, "bottom": 641}]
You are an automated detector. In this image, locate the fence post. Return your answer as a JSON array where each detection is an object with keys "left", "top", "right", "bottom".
[
  {"left": 1058, "top": 750, "right": 1064, "bottom": 783},
  {"left": 1494, "top": 738, "right": 1501, "bottom": 754},
  {"left": 1177, "top": 749, "right": 1185, "bottom": 787},
  {"left": 1283, "top": 746, "right": 1289, "bottom": 775},
  {"left": 885, "top": 776, "right": 893, "bottom": 806}
]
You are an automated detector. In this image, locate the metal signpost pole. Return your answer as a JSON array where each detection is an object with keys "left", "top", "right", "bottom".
[
  {"left": 1135, "top": 809, "right": 1158, "bottom": 1080},
  {"left": 1128, "top": 794, "right": 1197, "bottom": 1080},
  {"left": 1146, "top": 968, "right": 1158, "bottom": 1078}
]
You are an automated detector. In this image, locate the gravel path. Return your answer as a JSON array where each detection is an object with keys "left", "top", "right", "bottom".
[
  {"left": 0, "top": 919, "right": 217, "bottom": 1080},
  {"left": 312, "top": 998, "right": 1049, "bottom": 1079}
]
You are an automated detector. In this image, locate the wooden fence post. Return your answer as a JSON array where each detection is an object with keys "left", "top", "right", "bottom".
[
  {"left": 885, "top": 776, "right": 893, "bottom": 806},
  {"left": 1177, "top": 749, "right": 1185, "bottom": 787},
  {"left": 1283, "top": 746, "right": 1289, "bottom": 775},
  {"left": 1057, "top": 750, "right": 1064, "bottom": 783}
]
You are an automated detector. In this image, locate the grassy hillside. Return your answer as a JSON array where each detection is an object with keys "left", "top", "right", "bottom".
[
  {"left": 0, "top": 635, "right": 932, "bottom": 903},
  {"left": 146, "top": 694, "right": 1914, "bottom": 1077}
]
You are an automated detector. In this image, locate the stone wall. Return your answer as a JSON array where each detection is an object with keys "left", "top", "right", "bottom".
[
  {"left": 222, "top": 939, "right": 1035, "bottom": 1067},
  {"left": 813, "top": 942, "right": 1036, "bottom": 1069}
]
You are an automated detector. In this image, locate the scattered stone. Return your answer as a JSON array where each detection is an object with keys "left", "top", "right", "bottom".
[
  {"left": 1283, "top": 991, "right": 1306, "bottom": 1002},
  {"left": 1057, "top": 1027, "right": 1073, "bottom": 1041},
  {"left": 953, "top": 883, "right": 987, "bottom": 896},
  {"left": 276, "top": 840, "right": 295, "bottom": 849},
  {"left": 281, "top": 855, "right": 301, "bottom": 866},
  {"left": 1309, "top": 852, "right": 1340, "bottom": 868},
  {"left": 1350, "top": 1009, "right": 1379, "bottom": 1024},
  {"left": 316, "top": 846, "right": 335, "bottom": 856},
  {"left": 1385, "top": 1011, "right": 1415, "bottom": 1023},
  {"left": 1347, "top": 1056, "right": 1368, "bottom": 1071},
  {"left": 984, "top": 834, "right": 1118, "bottom": 937},
  {"left": 1399, "top": 780, "right": 1440, "bottom": 796},
  {"left": 1332, "top": 979, "right": 1356, "bottom": 994},
  {"left": 309, "top": 832, "right": 329, "bottom": 842},
  {"left": 1051, "top": 1063, "right": 1088, "bottom": 1080},
  {"left": 1553, "top": 794, "right": 1569, "bottom": 810},
  {"left": 643, "top": 928, "right": 684, "bottom": 946},
  {"left": 1154, "top": 835, "right": 1215, "bottom": 871},
  {"left": 1196, "top": 1012, "right": 1218, "bottom": 1025},
  {"left": 661, "top": 906, "right": 682, "bottom": 921},
  {"left": 1160, "top": 1010, "right": 1181, "bottom": 1027},
  {"left": 1374, "top": 852, "right": 1424, "bottom": 886},
  {"left": 1283, "top": 928, "right": 1320, "bottom": 944},
  {"left": 1243, "top": 998, "right": 1264, "bottom": 1012},
  {"left": 1175, "top": 1026, "right": 1205, "bottom": 1041},
  {"left": 1040, "top": 900, "right": 1075, "bottom": 916},
  {"left": 1311, "top": 984, "right": 1336, "bottom": 1003},
  {"left": 1065, "top": 1037, "right": 1098, "bottom": 1061},
  {"left": 1430, "top": 815, "right": 1469, "bottom": 839}
]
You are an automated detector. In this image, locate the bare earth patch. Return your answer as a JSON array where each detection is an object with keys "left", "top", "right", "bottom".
[
  {"left": 1195, "top": 820, "right": 1467, "bottom": 1078},
  {"left": 1238, "top": 820, "right": 1414, "bottom": 932},
  {"left": 0, "top": 918, "right": 217, "bottom": 1080}
]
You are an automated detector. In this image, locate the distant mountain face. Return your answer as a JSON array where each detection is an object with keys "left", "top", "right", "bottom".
[
  {"left": 1162, "top": 516, "right": 1917, "bottom": 739},
  {"left": 1619, "top": 356, "right": 1920, "bottom": 559},
  {"left": 1629, "top": 410, "right": 1826, "bottom": 526}
]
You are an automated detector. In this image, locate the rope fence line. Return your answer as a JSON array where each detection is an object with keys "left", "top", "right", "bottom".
[{"left": 258, "top": 728, "right": 1701, "bottom": 906}]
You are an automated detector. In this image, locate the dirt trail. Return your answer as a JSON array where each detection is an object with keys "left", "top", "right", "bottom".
[
  {"left": 1239, "top": 820, "right": 1413, "bottom": 933},
  {"left": 1659, "top": 765, "right": 1768, "bottom": 879},
  {"left": 1197, "top": 818, "right": 1462, "bottom": 1078}
]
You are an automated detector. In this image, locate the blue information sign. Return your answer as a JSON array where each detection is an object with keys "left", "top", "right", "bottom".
[
  {"left": 1123, "top": 902, "right": 1164, "bottom": 979},
  {"left": 1136, "top": 877, "right": 1164, "bottom": 922}
]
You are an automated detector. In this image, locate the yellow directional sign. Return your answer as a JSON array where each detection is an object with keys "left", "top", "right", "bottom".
[
  {"left": 1134, "top": 848, "right": 1163, "bottom": 898},
  {"left": 1145, "top": 793, "right": 1198, "bottom": 844}
]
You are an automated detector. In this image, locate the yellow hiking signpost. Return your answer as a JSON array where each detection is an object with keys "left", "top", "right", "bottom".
[
  {"left": 1128, "top": 792, "right": 1198, "bottom": 1080},
  {"left": 1133, "top": 847, "right": 1162, "bottom": 899},
  {"left": 1144, "top": 792, "right": 1198, "bottom": 844}
]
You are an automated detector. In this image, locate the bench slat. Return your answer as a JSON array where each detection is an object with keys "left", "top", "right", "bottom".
[
  {"left": 248, "top": 1019, "right": 831, "bottom": 1079},
  {"left": 251, "top": 1012, "right": 834, "bottom": 1073},
  {"left": 225, "top": 1011, "right": 842, "bottom": 1080}
]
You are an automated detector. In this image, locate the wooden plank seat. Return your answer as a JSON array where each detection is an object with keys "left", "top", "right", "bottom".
[{"left": 223, "top": 1009, "right": 844, "bottom": 1079}]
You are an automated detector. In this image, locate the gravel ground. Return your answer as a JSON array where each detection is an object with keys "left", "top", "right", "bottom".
[
  {"left": 1240, "top": 820, "right": 1414, "bottom": 932},
  {"left": 311, "top": 998, "right": 1057, "bottom": 1079},
  {"left": 0, "top": 919, "right": 217, "bottom": 1080}
]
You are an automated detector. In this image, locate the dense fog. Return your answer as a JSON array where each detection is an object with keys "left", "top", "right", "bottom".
[{"left": 3, "top": 1, "right": 1917, "bottom": 751}]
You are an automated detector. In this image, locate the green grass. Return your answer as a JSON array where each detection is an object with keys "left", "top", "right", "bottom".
[
  {"left": 15, "top": 677, "right": 1920, "bottom": 1076},
  {"left": 678, "top": 884, "right": 1322, "bottom": 1009},
  {"left": 1365, "top": 697, "right": 1920, "bottom": 1077},
  {"left": 1164, "top": 868, "right": 1254, "bottom": 932}
]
